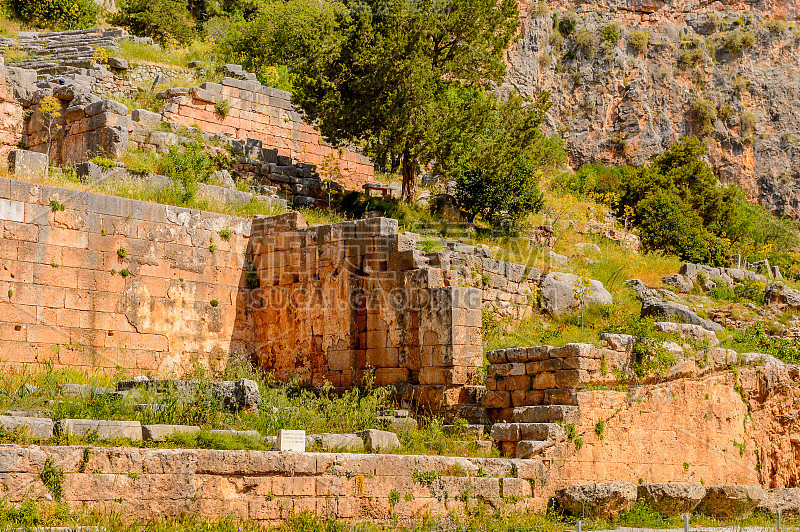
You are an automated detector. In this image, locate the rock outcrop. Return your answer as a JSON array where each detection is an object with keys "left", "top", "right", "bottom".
[{"left": 502, "top": 5, "right": 800, "bottom": 217}]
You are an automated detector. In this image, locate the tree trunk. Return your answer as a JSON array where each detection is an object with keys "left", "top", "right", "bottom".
[{"left": 401, "top": 147, "right": 416, "bottom": 202}]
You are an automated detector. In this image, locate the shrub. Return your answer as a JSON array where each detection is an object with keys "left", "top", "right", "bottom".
[
  {"left": 111, "top": 0, "right": 195, "bottom": 46},
  {"left": 628, "top": 29, "right": 650, "bottom": 53},
  {"left": 718, "top": 102, "right": 734, "bottom": 120},
  {"left": 214, "top": 100, "right": 230, "bottom": 118},
  {"left": 599, "top": 23, "right": 622, "bottom": 47},
  {"left": 557, "top": 11, "right": 579, "bottom": 36},
  {"left": 456, "top": 155, "right": 545, "bottom": 229},
  {"left": 10, "top": 0, "right": 99, "bottom": 29},
  {"left": 678, "top": 48, "right": 705, "bottom": 69},
  {"left": 733, "top": 279, "right": 765, "bottom": 305},
  {"left": 90, "top": 156, "right": 116, "bottom": 169},
  {"left": 688, "top": 97, "right": 718, "bottom": 137},
  {"left": 733, "top": 75, "right": 750, "bottom": 97},
  {"left": 549, "top": 30, "right": 565, "bottom": 50},
  {"left": 741, "top": 110, "right": 756, "bottom": 136},
  {"left": 721, "top": 30, "right": 756, "bottom": 56},
  {"left": 158, "top": 143, "right": 216, "bottom": 203},
  {"left": 573, "top": 28, "right": 599, "bottom": 60}
]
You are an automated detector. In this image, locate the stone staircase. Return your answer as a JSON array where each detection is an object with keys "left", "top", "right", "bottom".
[
  {"left": 9, "top": 28, "right": 132, "bottom": 75},
  {"left": 491, "top": 404, "right": 579, "bottom": 458}
]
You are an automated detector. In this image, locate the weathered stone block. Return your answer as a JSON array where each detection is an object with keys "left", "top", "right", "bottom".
[
  {"left": 356, "top": 429, "right": 400, "bottom": 451},
  {"left": 56, "top": 419, "right": 142, "bottom": 440},
  {"left": 8, "top": 149, "right": 48, "bottom": 178},
  {"left": 142, "top": 424, "right": 200, "bottom": 442},
  {"left": 0, "top": 415, "right": 53, "bottom": 438},
  {"left": 85, "top": 99, "right": 129, "bottom": 117}
]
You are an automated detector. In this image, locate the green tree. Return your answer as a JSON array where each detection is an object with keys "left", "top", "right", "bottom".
[
  {"left": 112, "top": 0, "right": 195, "bottom": 46},
  {"left": 637, "top": 190, "right": 712, "bottom": 263},
  {"left": 218, "top": 0, "right": 343, "bottom": 74},
  {"left": 424, "top": 89, "right": 552, "bottom": 227},
  {"left": 287, "top": 0, "right": 520, "bottom": 201},
  {"left": 11, "top": 0, "right": 99, "bottom": 29}
]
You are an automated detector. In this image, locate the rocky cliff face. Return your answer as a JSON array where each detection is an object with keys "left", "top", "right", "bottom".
[{"left": 502, "top": 0, "right": 800, "bottom": 215}]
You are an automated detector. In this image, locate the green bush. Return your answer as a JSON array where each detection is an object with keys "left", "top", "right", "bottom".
[
  {"left": 158, "top": 143, "right": 216, "bottom": 203},
  {"left": 741, "top": 110, "right": 756, "bottom": 136},
  {"left": 111, "top": 0, "right": 195, "bottom": 46},
  {"left": 628, "top": 29, "right": 650, "bottom": 53},
  {"left": 688, "top": 97, "right": 718, "bottom": 137},
  {"left": 599, "top": 23, "right": 622, "bottom": 46},
  {"left": 721, "top": 30, "right": 756, "bottom": 56},
  {"left": 573, "top": 28, "right": 599, "bottom": 59},
  {"left": 456, "top": 154, "right": 545, "bottom": 228},
  {"left": 11, "top": 0, "right": 99, "bottom": 29},
  {"left": 557, "top": 11, "right": 579, "bottom": 36}
]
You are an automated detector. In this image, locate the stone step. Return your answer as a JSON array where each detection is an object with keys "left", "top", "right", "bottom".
[
  {"left": 511, "top": 405, "right": 579, "bottom": 424},
  {"left": 516, "top": 439, "right": 556, "bottom": 458},
  {"left": 490, "top": 422, "right": 564, "bottom": 443}
]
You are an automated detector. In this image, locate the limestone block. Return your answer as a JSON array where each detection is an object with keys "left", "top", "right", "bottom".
[
  {"left": 638, "top": 483, "right": 706, "bottom": 516},
  {"left": 306, "top": 433, "right": 364, "bottom": 452},
  {"left": 697, "top": 485, "right": 765, "bottom": 518},
  {"left": 356, "top": 429, "right": 400, "bottom": 451},
  {"left": 661, "top": 274, "right": 693, "bottom": 293},
  {"left": 557, "top": 482, "right": 638, "bottom": 518},
  {"left": 8, "top": 149, "right": 48, "bottom": 178},
  {"left": 142, "top": 424, "right": 200, "bottom": 442},
  {"left": 132, "top": 108, "right": 162, "bottom": 127},
  {"left": 488, "top": 363, "right": 526, "bottom": 378},
  {"left": 0, "top": 415, "right": 53, "bottom": 438},
  {"left": 511, "top": 405, "right": 579, "bottom": 424},
  {"left": 483, "top": 390, "right": 511, "bottom": 409},
  {"left": 85, "top": 99, "right": 128, "bottom": 117},
  {"left": 56, "top": 419, "right": 142, "bottom": 440}
]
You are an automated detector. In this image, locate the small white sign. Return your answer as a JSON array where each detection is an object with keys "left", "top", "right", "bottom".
[
  {"left": 0, "top": 199, "right": 23, "bottom": 222},
  {"left": 276, "top": 429, "right": 306, "bottom": 452}
]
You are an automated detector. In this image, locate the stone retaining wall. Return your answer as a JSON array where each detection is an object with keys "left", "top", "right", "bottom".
[
  {"left": 0, "top": 176, "right": 252, "bottom": 375},
  {"left": 248, "top": 214, "right": 484, "bottom": 392},
  {"left": 163, "top": 78, "right": 374, "bottom": 190},
  {"left": 483, "top": 322, "right": 738, "bottom": 420},
  {"left": 0, "top": 445, "right": 550, "bottom": 523}
]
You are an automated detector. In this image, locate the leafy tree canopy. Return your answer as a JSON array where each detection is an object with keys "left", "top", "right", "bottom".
[{"left": 283, "top": 0, "right": 521, "bottom": 201}]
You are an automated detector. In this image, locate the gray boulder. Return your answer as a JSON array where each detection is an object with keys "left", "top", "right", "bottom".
[
  {"left": 625, "top": 279, "right": 662, "bottom": 301},
  {"left": 211, "top": 169, "right": 236, "bottom": 188},
  {"left": 637, "top": 483, "right": 706, "bottom": 516},
  {"left": 211, "top": 379, "right": 261, "bottom": 411},
  {"left": 697, "top": 485, "right": 765, "bottom": 518},
  {"left": 640, "top": 298, "right": 722, "bottom": 332},
  {"left": 661, "top": 274, "right": 693, "bottom": 293},
  {"left": 546, "top": 250, "right": 568, "bottom": 266},
  {"left": 764, "top": 283, "right": 800, "bottom": 310},
  {"left": 556, "top": 482, "right": 638, "bottom": 518},
  {"left": 540, "top": 272, "right": 613, "bottom": 316},
  {"left": 0, "top": 415, "right": 54, "bottom": 439},
  {"left": 576, "top": 243, "right": 601, "bottom": 254},
  {"left": 356, "top": 429, "right": 400, "bottom": 451}
]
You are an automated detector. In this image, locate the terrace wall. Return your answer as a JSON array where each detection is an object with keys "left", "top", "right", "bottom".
[{"left": 164, "top": 78, "right": 374, "bottom": 190}]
